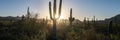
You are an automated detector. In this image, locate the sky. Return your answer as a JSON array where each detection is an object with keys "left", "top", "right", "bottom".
[{"left": 0, "top": 0, "right": 120, "bottom": 21}]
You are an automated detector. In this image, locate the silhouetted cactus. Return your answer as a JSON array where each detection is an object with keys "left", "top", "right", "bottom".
[
  {"left": 108, "top": 20, "right": 113, "bottom": 40},
  {"left": 48, "top": 0, "right": 62, "bottom": 40},
  {"left": 83, "top": 17, "right": 86, "bottom": 28},
  {"left": 93, "top": 16, "right": 95, "bottom": 21},
  {"left": 83, "top": 17, "right": 90, "bottom": 29},
  {"left": 69, "top": 8, "right": 75, "bottom": 27},
  {"left": 26, "top": 7, "right": 31, "bottom": 19},
  {"left": 87, "top": 18, "right": 89, "bottom": 27},
  {"left": 21, "top": 15, "right": 25, "bottom": 20},
  {"left": 109, "top": 21, "right": 113, "bottom": 33},
  {"left": 45, "top": 16, "right": 48, "bottom": 24},
  {"left": 92, "top": 16, "right": 96, "bottom": 27}
]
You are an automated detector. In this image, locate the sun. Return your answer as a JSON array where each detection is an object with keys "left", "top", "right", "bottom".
[
  {"left": 60, "top": 14, "right": 64, "bottom": 19},
  {"left": 55, "top": 13, "right": 66, "bottom": 20}
]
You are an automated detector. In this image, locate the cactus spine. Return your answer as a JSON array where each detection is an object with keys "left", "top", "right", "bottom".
[
  {"left": 69, "top": 8, "right": 75, "bottom": 27},
  {"left": 49, "top": 0, "right": 62, "bottom": 40}
]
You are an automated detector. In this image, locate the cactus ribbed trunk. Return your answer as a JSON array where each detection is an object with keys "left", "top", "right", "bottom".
[
  {"left": 52, "top": 19, "right": 57, "bottom": 40},
  {"left": 53, "top": 20, "right": 56, "bottom": 32}
]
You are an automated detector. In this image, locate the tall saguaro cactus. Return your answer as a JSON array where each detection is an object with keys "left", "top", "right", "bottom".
[
  {"left": 48, "top": 0, "right": 62, "bottom": 40},
  {"left": 69, "top": 8, "right": 75, "bottom": 27}
]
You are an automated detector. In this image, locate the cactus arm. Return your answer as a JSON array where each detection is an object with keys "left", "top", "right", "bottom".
[
  {"left": 57, "top": 0, "right": 62, "bottom": 19},
  {"left": 49, "top": 1, "right": 53, "bottom": 20},
  {"left": 70, "top": 8, "right": 72, "bottom": 18},
  {"left": 53, "top": 0, "right": 57, "bottom": 18}
]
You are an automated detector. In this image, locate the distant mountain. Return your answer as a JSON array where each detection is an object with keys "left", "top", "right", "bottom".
[
  {"left": 73, "top": 19, "right": 82, "bottom": 24},
  {"left": 0, "top": 16, "right": 21, "bottom": 21},
  {"left": 105, "top": 14, "right": 120, "bottom": 23}
]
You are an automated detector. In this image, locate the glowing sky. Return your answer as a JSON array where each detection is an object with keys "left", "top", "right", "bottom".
[{"left": 0, "top": 0, "right": 120, "bottom": 20}]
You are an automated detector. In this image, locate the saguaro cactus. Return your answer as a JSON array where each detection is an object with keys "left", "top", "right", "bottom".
[
  {"left": 84, "top": 17, "right": 86, "bottom": 27},
  {"left": 109, "top": 20, "right": 113, "bottom": 40},
  {"left": 48, "top": 0, "right": 62, "bottom": 40},
  {"left": 92, "top": 16, "right": 96, "bottom": 27},
  {"left": 21, "top": 15, "right": 25, "bottom": 20},
  {"left": 87, "top": 18, "right": 89, "bottom": 27},
  {"left": 26, "top": 7, "right": 30, "bottom": 19},
  {"left": 69, "top": 8, "right": 75, "bottom": 27}
]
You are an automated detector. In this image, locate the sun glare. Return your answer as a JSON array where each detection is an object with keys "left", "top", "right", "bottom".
[
  {"left": 60, "top": 14, "right": 64, "bottom": 19},
  {"left": 55, "top": 13, "right": 66, "bottom": 20}
]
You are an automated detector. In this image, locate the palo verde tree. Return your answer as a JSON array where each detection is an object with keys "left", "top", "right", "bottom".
[{"left": 48, "top": 0, "right": 62, "bottom": 40}]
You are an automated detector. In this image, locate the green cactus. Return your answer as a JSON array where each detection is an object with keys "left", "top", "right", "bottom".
[
  {"left": 48, "top": 0, "right": 62, "bottom": 40},
  {"left": 69, "top": 8, "right": 75, "bottom": 27}
]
